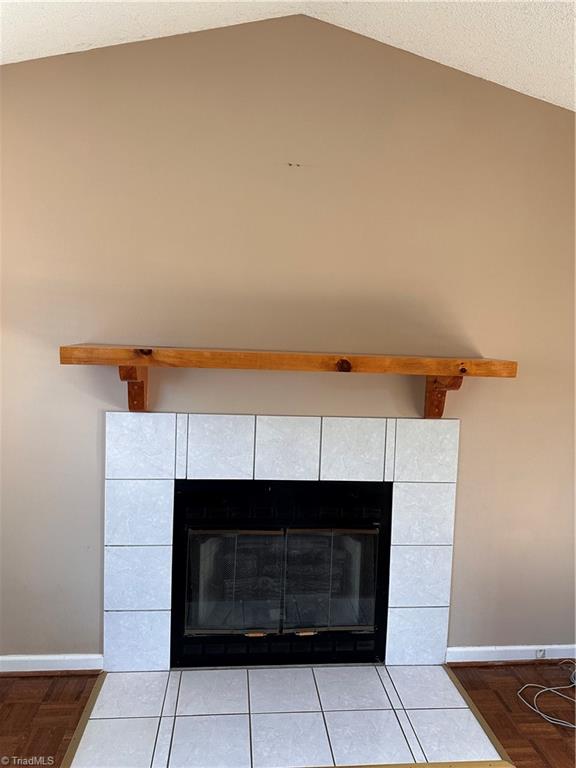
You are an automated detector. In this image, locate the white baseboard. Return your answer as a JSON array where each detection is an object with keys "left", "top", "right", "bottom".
[
  {"left": 1, "top": 647, "right": 573, "bottom": 671},
  {"left": 0, "top": 654, "right": 104, "bottom": 672},
  {"left": 446, "top": 644, "right": 576, "bottom": 663}
]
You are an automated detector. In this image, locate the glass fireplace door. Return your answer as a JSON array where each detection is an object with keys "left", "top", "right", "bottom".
[
  {"left": 283, "top": 529, "right": 378, "bottom": 632},
  {"left": 185, "top": 528, "right": 378, "bottom": 636},
  {"left": 185, "top": 531, "right": 284, "bottom": 634}
]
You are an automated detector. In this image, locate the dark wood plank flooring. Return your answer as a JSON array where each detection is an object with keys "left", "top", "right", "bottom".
[
  {"left": 451, "top": 662, "right": 575, "bottom": 768},
  {"left": 0, "top": 673, "right": 99, "bottom": 768}
]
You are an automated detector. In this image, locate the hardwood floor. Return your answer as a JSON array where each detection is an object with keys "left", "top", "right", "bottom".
[
  {"left": 451, "top": 662, "right": 575, "bottom": 768},
  {"left": 0, "top": 672, "right": 99, "bottom": 768}
]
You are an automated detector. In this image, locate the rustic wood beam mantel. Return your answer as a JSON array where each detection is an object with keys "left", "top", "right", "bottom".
[{"left": 60, "top": 344, "right": 518, "bottom": 417}]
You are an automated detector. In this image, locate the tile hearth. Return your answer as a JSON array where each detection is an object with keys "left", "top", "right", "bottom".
[{"left": 71, "top": 665, "right": 502, "bottom": 767}]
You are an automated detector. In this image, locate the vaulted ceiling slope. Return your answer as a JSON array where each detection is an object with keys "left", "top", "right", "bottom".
[{"left": 1, "top": 1, "right": 574, "bottom": 110}]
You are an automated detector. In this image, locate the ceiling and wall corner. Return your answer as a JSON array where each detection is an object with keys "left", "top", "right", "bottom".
[{"left": 0, "top": 1, "right": 574, "bottom": 110}]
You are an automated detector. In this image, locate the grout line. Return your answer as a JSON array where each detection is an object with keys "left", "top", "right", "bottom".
[
  {"left": 317, "top": 417, "right": 323, "bottom": 480},
  {"left": 390, "top": 709, "right": 417, "bottom": 762},
  {"left": 90, "top": 707, "right": 436, "bottom": 720},
  {"left": 252, "top": 416, "right": 257, "bottom": 479},
  {"left": 105, "top": 544, "right": 173, "bottom": 548},
  {"left": 396, "top": 710, "right": 427, "bottom": 764},
  {"left": 173, "top": 669, "right": 184, "bottom": 717},
  {"left": 383, "top": 665, "right": 404, "bottom": 708},
  {"left": 177, "top": 707, "right": 396, "bottom": 717},
  {"left": 104, "top": 609, "right": 171, "bottom": 613},
  {"left": 373, "top": 664, "right": 416, "bottom": 762},
  {"left": 403, "top": 709, "right": 430, "bottom": 762},
  {"left": 404, "top": 705, "right": 470, "bottom": 710},
  {"left": 383, "top": 419, "right": 388, "bottom": 482},
  {"left": 388, "top": 605, "right": 450, "bottom": 609},
  {"left": 173, "top": 416, "right": 177, "bottom": 481},
  {"left": 391, "top": 481, "right": 457, "bottom": 485},
  {"left": 381, "top": 419, "right": 386, "bottom": 482},
  {"left": 106, "top": 478, "right": 177, "bottom": 482},
  {"left": 104, "top": 482, "right": 108, "bottom": 555},
  {"left": 105, "top": 477, "right": 456, "bottom": 484},
  {"left": 162, "top": 671, "right": 181, "bottom": 717},
  {"left": 311, "top": 668, "right": 336, "bottom": 767},
  {"left": 89, "top": 715, "right": 170, "bottom": 721},
  {"left": 385, "top": 666, "right": 429, "bottom": 761},
  {"left": 89, "top": 706, "right": 421, "bottom": 720},
  {"left": 175, "top": 712, "right": 248, "bottom": 718},
  {"left": 163, "top": 717, "right": 176, "bottom": 768},
  {"left": 105, "top": 478, "right": 178, "bottom": 482},
  {"left": 149, "top": 672, "right": 171, "bottom": 768},
  {"left": 392, "top": 419, "right": 397, "bottom": 481},
  {"left": 184, "top": 414, "right": 189, "bottom": 479},
  {"left": 383, "top": 422, "right": 387, "bottom": 481},
  {"left": 165, "top": 670, "right": 184, "bottom": 767},
  {"left": 372, "top": 665, "right": 395, "bottom": 709}
]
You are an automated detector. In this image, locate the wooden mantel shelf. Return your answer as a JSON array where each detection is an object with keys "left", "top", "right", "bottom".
[{"left": 60, "top": 344, "right": 518, "bottom": 418}]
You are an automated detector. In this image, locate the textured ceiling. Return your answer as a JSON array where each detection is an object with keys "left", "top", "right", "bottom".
[{"left": 1, "top": 1, "right": 574, "bottom": 110}]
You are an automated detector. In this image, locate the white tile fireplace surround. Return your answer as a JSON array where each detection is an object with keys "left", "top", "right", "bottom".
[{"left": 104, "top": 414, "right": 459, "bottom": 672}]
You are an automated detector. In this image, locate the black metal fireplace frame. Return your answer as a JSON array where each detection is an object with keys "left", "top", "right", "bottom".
[{"left": 171, "top": 479, "right": 392, "bottom": 668}]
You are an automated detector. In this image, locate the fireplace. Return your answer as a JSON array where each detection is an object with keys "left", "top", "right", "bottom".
[
  {"left": 103, "top": 413, "right": 458, "bottom": 672},
  {"left": 171, "top": 480, "right": 392, "bottom": 667}
]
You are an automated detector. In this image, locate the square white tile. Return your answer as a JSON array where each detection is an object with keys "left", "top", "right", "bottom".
[
  {"left": 104, "top": 546, "right": 172, "bottom": 610},
  {"left": 389, "top": 545, "right": 453, "bottom": 607},
  {"left": 394, "top": 419, "right": 459, "bottom": 482},
  {"left": 313, "top": 666, "right": 390, "bottom": 711},
  {"left": 91, "top": 672, "right": 168, "bottom": 718},
  {"left": 386, "top": 607, "right": 449, "bottom": 665},
  {"left": 105, "top": 480, "right": 174, "bottom": 546},
  {"left": 177, "top": 669, "right": 248, "bottom": 715},
  {"left": 375, "top": 666, "right": 402, "bottom": 709},
  {"left": 169, "top": 714, "right": 250, "bottom": 768},
  {"left": 187, "top": 414, "right": 255, "bottom": 479},
  {"left": 104, "top": 610, "right": 170, "bottom": 671},
  {"left": 388, "top": 665, "right": 467, "bottom": 709},
  {"left": 325, "top": 709, "right": 414, "bottom": 766},
  {"left": 152, "top": 717, "right": 174, "bottom": 768},
  {"left": 71, "top": 717, "right": 158, "bottom": 768},
  {"left": 255, "top": 416, "right": 321, "bottom": 480},
  {"left": 408, "top": 708, "right": 501, "bottom": 762},
  {"left": 320, "top": 417, "right": 386, "bottom": 481},
  {"left": 249, "top": 667, "right": 320, "bottom": 713},
  {"left": 392, "top": 482, "right": 456, "bottom": 545},
  {"left": 162, "top": 671, "right": 181, "bottom": 716},
  {"left": 251, "top": 712, "right": 333, "bottom": 768},
  {"left": 106, "top": 413, "right": 176, "bottom": 480}
]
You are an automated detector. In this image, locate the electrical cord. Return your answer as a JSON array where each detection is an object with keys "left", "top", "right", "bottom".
[{"left": 517, "top": 659, "right": 576, "bottom": 729}]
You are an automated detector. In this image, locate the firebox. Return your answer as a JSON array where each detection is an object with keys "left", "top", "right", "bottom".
[{"left": 171, "top": 479, "right": 392, "bottom": 667}]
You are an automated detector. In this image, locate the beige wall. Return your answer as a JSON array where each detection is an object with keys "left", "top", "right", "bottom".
[{"left": 1, "top": 16, "right": 574, "bottom": 655}]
